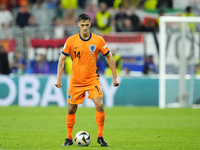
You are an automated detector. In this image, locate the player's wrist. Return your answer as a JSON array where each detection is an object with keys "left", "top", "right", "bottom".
[
  {"left": 56, "top": 77, "right": 62, "bottom": 81},
  {"left": 112, "top": 75, "right": 118, "bottom": 79}
]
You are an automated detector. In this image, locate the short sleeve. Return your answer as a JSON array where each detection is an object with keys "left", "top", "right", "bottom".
[
  {"left": 99, "top": 36, "right": 110, "bottom": 56},
  {"left": 62, "top": 37, "right": 72, "bottom": 56}
]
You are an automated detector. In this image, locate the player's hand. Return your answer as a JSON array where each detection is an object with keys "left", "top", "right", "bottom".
[
  {"left": 112, "top": 78, "right": 119, "bottom": 87},
  {"left": 55, "top": 79, "right": 62, "bottom": 88}
]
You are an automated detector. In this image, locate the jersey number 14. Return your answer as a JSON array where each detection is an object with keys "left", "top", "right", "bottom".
[{"left": 74, "top": 51, "right": 80, "bottom": 59}]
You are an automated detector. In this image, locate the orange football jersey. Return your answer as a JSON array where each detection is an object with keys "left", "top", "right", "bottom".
[{"left": 62, "top": 33, "right": 109, "bottom": 86}]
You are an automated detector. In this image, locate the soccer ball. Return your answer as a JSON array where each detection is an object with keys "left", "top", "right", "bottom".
[{"left": 74, "top": 131, "right": 91, "bottom": 146}]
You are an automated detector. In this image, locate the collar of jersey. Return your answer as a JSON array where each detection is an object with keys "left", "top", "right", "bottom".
[{"left": 79, "top": 32, "right": 92, "bottom": 41}]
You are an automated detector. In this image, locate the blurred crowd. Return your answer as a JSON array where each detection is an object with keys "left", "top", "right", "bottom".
[
  {"left": 1, "top": 0, "right": 199, "bottom": 76},
  {"left": 0, "top": 42, "right": 159, "bottom": 76},
  {"left": 0, "top": 0, "right": 173, "bottom": 38}
]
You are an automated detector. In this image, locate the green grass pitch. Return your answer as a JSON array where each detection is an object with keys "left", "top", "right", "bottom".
[{"left": 0, "top": 106, "right": 200, "bottom": 150}]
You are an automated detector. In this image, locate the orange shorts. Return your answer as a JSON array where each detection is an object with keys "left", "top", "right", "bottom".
[{"left": 67, "top": 79, "right": 103, "bottom": 105}]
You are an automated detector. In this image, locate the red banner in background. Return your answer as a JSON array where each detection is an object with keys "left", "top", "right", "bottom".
[
  {"left": 102, "top": 33, "right": 144, "bottom": 43},
  {"left": 29, "top": 34, "right": 144, "bottom": 61},
  {"left": 0, "top": 39, "right": 16, "bottom": 52},
  {"left": 30, "top": 38, "right": 67, "bottom": 48},
  {"left": 30, "top": 33, "right": 144, "bottom": 48}
]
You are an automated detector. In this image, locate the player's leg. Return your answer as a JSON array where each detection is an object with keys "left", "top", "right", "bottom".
[
  {"left": 62, "top": 103, "right": 78, "bottom": 146},
  {"left": 92, "top": 97, "right": 105, "bottom": 137},
  {"left": 67, "top": 103, "right": 78, "bottom": 139},
  {"left": 92, "top": 97, "right": 108, "bottom": 147},
  {"left": 63, "top": 84, "right": 86, "bottom": 146}
]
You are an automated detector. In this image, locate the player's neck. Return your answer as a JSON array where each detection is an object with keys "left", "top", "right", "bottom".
[{"left": 80, "top": 32, "right": 91, "bottom": 40}]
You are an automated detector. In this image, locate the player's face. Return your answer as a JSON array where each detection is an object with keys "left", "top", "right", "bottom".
[{"left": 77, "top": 20, "right": 91, "bottom": 36}]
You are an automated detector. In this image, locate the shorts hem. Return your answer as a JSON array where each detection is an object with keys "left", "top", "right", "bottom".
[{"left": 67, "top": 100, "right": 83, "bottom": 105}]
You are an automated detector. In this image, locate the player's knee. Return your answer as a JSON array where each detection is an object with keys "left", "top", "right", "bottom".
[
  {"left": 68, "top": 104, "right": 77, "bottom": 114},
  {"left": 95, "top": 102, "right": 104, "bottom": 112},
  {"left": 68, "top": 107, "right": 77, "bottom": 114}
]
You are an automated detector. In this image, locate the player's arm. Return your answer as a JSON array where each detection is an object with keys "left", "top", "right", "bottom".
[
  {"left": 105, "top": 52, "right": 119, "bottom": 87},
  {"left": 55, "top": 54, "right": 67, "bottom": 88}
]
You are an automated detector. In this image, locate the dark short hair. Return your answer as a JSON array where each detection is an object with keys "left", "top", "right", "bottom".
[
  {"left": 186, "top": 6, "right": 191, "bottom": 13},
  {"left": 77, "top": 13, "right": 91, "bottom": 22}
]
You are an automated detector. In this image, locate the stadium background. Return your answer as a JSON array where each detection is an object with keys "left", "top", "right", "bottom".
[{"left": 1, "top": 0, "right": 200, "bottom": 107}]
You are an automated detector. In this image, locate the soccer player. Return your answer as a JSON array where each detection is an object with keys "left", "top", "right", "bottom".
[{"left": 55, "top": 13, "right": 119, "bottom": 147}]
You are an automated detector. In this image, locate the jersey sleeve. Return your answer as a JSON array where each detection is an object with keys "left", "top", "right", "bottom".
[
  {"left": 62, "top": 37, "right": 72, "bottom": 56},
  {"left": 99, "top": 36, "right": 110, "bottom": 56}
]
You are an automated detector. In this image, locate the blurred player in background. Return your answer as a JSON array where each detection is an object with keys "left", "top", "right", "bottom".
[
  {"left": 181, "top": 6, "right": 195, "bottom": 33},
  {"left": 55, "top": 13, "right": 119, "bottom": 147}
]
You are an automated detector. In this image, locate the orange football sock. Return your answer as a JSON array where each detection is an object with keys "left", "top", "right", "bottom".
[
  {"left": 66, "top": 113, "right": 75, "bottom": 140},
  {"left": 96, "top": 110, "right": 105, "bottom": 138}
]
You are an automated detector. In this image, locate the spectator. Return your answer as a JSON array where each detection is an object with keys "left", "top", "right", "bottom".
[
  {"left": 60, "top": 0, "right": 78, "bottom": 9},
  {"left": 55, "top": 1, "right": 64, "bottom": 18},
  {"left": 10, "top": 0, "right": 19, "bottom": 15},
  {"left": 84, "top": 2, "right": 98, "bottom": 26},
  {"left": 53, "top": 17, "right": 65, "bottom": 39},
  {"left": 63, "top": 8, "right": 77, "bottom": 27},
  {"left": 105, "top": 48, "right": 122, "bottom": 77},
  {"left": 128, "top": 7, "right": 140, "bottom": 31},
  {"left": 16, "top": 1, "right": 31, "bottom": 28},
  {"left": 117, "top": 18, "right": 135, "bottom": 32},
  {"left": 114, "top": 4, "right": 128, "bottom": 32},
  {"left": 10, "top": 51, "right": 25, "bottom": 75},
  {"left": 0, "top": 3, "right": 13, "bottom": 30},
  {"left": 181, "top": 6, "right": 195, "bottom": 33},
  {"left": 63, "top": 8, "right": 77, "bottom": 36},
  {"left": 34, "top": 54, "right": 49, "bottom": 74},
  {"left": 0, "top": 44, "right": 10, "bottom": 75},
  {"left": 0, "top": 0, "right": 14, "bottom": 11},
  {"left": 143, "top": 55, "right": 157, "bottom": 74},
  {"left": 98, "top": 0, "right": 114, "bottom": 8},
  {"left": 95, "top": 2, "right": 111, "bottom": 34},
  {"left": 28, "top": 16, "right": 38, "bottom": 27},
  {"left": 32, "top": 0, "right": 50, "bottom": 26}
]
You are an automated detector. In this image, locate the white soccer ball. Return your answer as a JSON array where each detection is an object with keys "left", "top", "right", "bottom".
[{"left": 74, "top": 131, "right": 91, "bottom": 147}]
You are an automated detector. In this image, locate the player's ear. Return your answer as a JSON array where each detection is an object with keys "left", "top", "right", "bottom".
[{"left": 77, "top": 22, "right": 80, "bottom": 27}]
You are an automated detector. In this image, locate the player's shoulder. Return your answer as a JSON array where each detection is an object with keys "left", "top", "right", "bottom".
[
  {"left": 65, "top": 33, "right": 79, "bottom": 45},
  {"left": 68, "top": 33, "right": 79, "bottom": 40},
  {"left": 92, "top": 33, "right": 104, "bottom": 41}
]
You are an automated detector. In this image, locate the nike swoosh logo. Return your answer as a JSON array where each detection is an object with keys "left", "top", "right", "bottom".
[{"left": 74, "top": 47, "right": 80, "bottom": 49}]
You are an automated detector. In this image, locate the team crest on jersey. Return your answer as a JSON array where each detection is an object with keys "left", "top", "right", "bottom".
[
  {"left": 68, "top": 94, "right": 71, "bottom": 100},
  {"left": 89, "top": 45, "right": 96, "bottom": 52}
]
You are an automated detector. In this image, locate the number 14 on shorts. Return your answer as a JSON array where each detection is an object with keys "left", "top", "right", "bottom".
[{"left": 95, "top": 85, "right": 102, "bottom": 92}]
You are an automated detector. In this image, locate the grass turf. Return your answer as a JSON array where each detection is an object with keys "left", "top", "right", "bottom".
[{"left": 0, "top": 106, "right": 200, "bottom": 150}]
